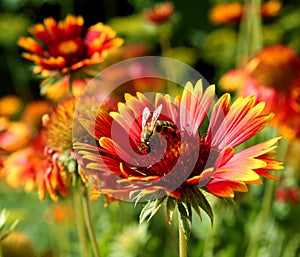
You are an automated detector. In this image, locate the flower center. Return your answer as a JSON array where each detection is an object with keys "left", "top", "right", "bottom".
[
  {"left": 48, "top": 38, "right": 87, "bottom": 66},
  {"left": 58, "top": 40, "right": 79, "bottom": 55},
  {"left": 135, "top": 121, "right": 219, "bottom": 189}
]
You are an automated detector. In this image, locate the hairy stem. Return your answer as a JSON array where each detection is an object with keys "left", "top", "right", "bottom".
[
  {"left": 82, "top": 182, "right": 101, "bottom": 257},
  {"left": 178, "top": 209, "right": 187, "bottom": 257},
  {"left": 73, "top": 181, "right": 89, "bottom": 257}
]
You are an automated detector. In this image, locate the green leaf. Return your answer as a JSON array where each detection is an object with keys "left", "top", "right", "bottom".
[
  {"left": 40, "top": 75, "right": 62, "bottom": 95},
  {"left": 183, "top": 187, "right": 202, "bottom": 221},
  {"left": 177, "top": 201, "right": 192, "bottom": 240},
  {"left": 139, "top": 197, "right": 166, "bottom": 224},
  {"left": 166, "top": 197, "right": 177, "bottom": 224},
  {"left": 193, "top": 187, "right": 214, "bottom": 226},
  {"left": 132, "top": 190, "right": 163, "bottom": 207}
]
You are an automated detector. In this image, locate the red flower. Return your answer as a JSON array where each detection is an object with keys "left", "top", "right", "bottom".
[
  {"left": 143, "top": 2, "right": 174, "bottom": 24},
  {"left": 1, "top": 98, "right": 79, "bottom": 201},
  {"left": 17, "top": 15, "right": 123, "bottom": 87},
  {"left": 221, "top": 45, "right": 300, "bottom": 138},
  {"left": 74, "top": 80, "right": 282, "bottom": 222}
]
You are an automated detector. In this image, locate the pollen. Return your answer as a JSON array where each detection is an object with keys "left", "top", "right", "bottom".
[{"left": 58, "top": 40, "right": 79, "bottom": 54}]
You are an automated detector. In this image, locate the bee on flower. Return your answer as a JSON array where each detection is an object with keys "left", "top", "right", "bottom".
[{"left": 74, "top": 79, "right": 283, "bottom": 236}]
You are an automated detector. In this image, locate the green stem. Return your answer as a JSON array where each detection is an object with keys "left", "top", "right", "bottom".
[
  {"left": 236, "top": 0, "right": 262, "bottom": 67},
  {"left": 178, "top": 210, "right": 187, "bottom": 257},
  {"left": 69, "top": 74, "right": 74, "bottom": 96},
  {"left": 81, "top": 183, "right": 101, "bottom": 257},
  {"left": 158, "top": 25, "right": 171, "bottom": 54},
  {"left": 73, "top": 181, "right": 89, "bottom": 257},
  {"left": 245, "top": 178, "right": 275, "bottom": 257}
]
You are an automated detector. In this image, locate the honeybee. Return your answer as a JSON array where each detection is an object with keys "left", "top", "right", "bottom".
[{"left": 140, "top": 104, "right": 176, "bottom": 152}]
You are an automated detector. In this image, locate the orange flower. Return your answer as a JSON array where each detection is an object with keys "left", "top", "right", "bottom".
[
  {"left": 44, "top": 203, "right": 75, "bottom": 225},
  {"left": 1, "top": 135, "right": 45, "bottom": 192},
  {"left": 0, "top": 121, "right": 32, "bottom": 152},
  {"left": 0, "top": 95, "right": 22, "bottom": 117},
  {"left": 0, "top": 99, "right": 50, "bottom": 155},
  {"left": 38, "top": 97, "right": 79, "bottom": 200},
  {"left": 261, "top": 0, "right": 282, "bottom": 18},
  {"left": 221, "top": 45, "right": 300, "bottom": 138},
  {"left": 74, "top": 80, "right": 282, "bottom": 222},
  {"left": 209, "top": 2, "right": 243, "bottom": 25},
  {"left": 43, "top": 97, "right": 77, "bottom": 151},
  {"left": 18, "top": 14, "right": 123, "bottom": 87},
  {"left": 209, "top": 0, "right": 282, "bottom": 25},
  {"left": 21, "top": 100, "right": 52, "bottom": 129},
  {"left": 1, "top": 98, "right": 79, "bottom": 201},
  {"left": 143, "top": 2, "right": 174, "bottom": 24}
]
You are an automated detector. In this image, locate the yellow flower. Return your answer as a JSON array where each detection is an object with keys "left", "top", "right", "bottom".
[{"left": 0, "top": 95, "right": 22, "bottom": 117}]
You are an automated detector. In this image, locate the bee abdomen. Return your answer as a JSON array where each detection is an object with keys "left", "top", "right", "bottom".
[{"left": 155, "top": 120, "right": 176, "bottom": 132}]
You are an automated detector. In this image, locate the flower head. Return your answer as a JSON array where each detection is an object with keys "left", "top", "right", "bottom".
[
  {"left": 17, "top": 14, "right": 123, "bottom": 89},
  {"left": 0, "top": 95, "right": 22, "bottom": 117},
  {"left": 209, "top": 2, "right": 243, "bottom": 25},
  {"left": 75, "top": 80, "right": 282, "bottom": 227},
  {"left": 39, "top": 97, "right": 79, "bottom": 200},
  {"left": 221, "top": 45, "right": 300, "bottom": 138},
  {"left": 209, "top": 0, "right": 281, "bottom": 25},
  {"left": 1, "top": 134, "right": 45, "bottom": 192},
  {"left": 143, "top": 2, "right": 174, "bottom": 24},
  {"left": 1, "top": 97, "right": 78, "bottom": 201},
  {"left": 0, "top": 121, "right": 32, "bottom": 152}
]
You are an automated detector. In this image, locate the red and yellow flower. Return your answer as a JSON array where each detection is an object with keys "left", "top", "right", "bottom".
[
  {"left": 1, "top": 97, "right": 78, "bottom": 201},
  {"left": 17, "top": 14, "right": 123, "bottom": 91},
  {"left": 143, "top": 2, "right": 174, "bottom": 24},
  {"left": 220, "top": 45, "right": 300, "bottom": 139},
  {"left": 37, "top": 97, "right": 79, "bottom": 200},
  {"left": 74, "top": 80, "right": 282, "bottom": 223},
  {"left": 1, "top": 133, "right": 46, "bottom": 192},
  {"left": 0, "top": 99, "right": 51, "bottom": 186}
]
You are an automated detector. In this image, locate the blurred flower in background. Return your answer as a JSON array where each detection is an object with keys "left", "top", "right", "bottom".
[
  {"left": 209, "top": 0, "right": 282, "bottom": 25},
  {"left": 143, "top": 2, "right": 174, "bottom": 24},
  {"left": 220, "top": 44, "right": 300, "bottom": 139},
  {"left": 0, "top": 98, "right": 48, "bottom": 195}
]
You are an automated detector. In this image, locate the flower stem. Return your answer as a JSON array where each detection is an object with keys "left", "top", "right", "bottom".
[
  {"left": 245, "top": 178, "right": 275, "bottom": 257},
  {"left": 73, "top": 181, "right": 89, "bottom": 257},
  {"left": 236, "top": 0, "right": 262, "bottom": 67},
  {"left": 68, "top": 74, "right": 75, "bottom": 96},
  {"left": 81, "top": 182, "right": 101, "bottom": 257},
  {"left": 178, "top": 209, "right": 187, "bottom": 257}
]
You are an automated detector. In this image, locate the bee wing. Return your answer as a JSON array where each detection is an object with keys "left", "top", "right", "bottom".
[
  {"left": 149, "top": 104, "right": 162, "bottom": 129},
  {"left": 142, "top": 107, "right": 151, "bottom": 129}
]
